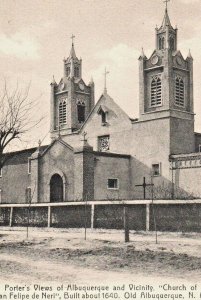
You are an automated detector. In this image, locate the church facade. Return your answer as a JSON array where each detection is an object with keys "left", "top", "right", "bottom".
[{"left": 1, "top": 7, "right": 201, "bottom": 207}]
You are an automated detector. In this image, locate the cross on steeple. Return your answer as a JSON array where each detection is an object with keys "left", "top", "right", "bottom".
[
  {"left": 163, "top": 0, "right": 170, "bottom": 11},
  {"left": 71, "top": 34, "right": 75, "bottom": 45},
  {"left": 103, "top": 67, "right": 109, "bottom": 95}
]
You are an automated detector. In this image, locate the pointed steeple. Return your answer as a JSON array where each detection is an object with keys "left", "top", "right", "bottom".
[
  {"left": 187, "top": 49, "right": 193, "bottom": 60},
  {"left": 160, "top": 8, "right": 173, "bottom": 30},
  {"left": 69, "top": 44, "right": 78, "bottom": 62},
  {"left": 156, "top": 2, "right": 177, "bottom": 51},
  {"left": 63, "top": 35, "right": 82, "bottom": 78},
  {"left": 66, "top": 35, "right": 79, "bottom": 63},
  {"left": 89, "top": 76, "right": 94, "bottom": 85},
  {"left": 50, "top": 75, "right": 57, "bottom": 86},
  {"left": 139, "top": 47, "right": 147, "bottom": 60}
]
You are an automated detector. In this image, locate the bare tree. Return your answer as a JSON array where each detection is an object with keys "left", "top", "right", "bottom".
[{"left": 0, "top": 80, "right": 43, "bottom": 168}]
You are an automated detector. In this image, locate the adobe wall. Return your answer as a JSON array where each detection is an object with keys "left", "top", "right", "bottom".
[
  {"left": 61, "top": 116, "right": 173, "bottom": 199},
  {"left": 1, "top": 202, "right": 201, "bottom": 233},
  {"left": 0, "top": 163, "right": 31, "bottom": 204},
  {"left": 38, "top": 142, "right": 75, "bottom": 202},
  {"left": 170, "top": 117, "right": 195, "bottom": 155},
  {"left": 129, "top": 118, "right": 172, "bottom": 198},
  {"left": 195, "top": 133, "right": 201, "bottom": 152},
  {"left": 173, "top": 167, "right": 201, "bottom": 198},
  {"left": 93, "top": 154, "right": 131, "bottom": 200},
  {"left": 171, "top": 152, "right": 201, "bottom": 198}
]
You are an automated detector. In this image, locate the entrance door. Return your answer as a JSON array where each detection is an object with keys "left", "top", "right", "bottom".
[{"left": 50, "top": 174, "right": 63, "bottom": 202}]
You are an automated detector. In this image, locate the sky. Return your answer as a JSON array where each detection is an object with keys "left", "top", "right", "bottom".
[{"left": 0, "top": 0, "right": 201, "bottom": 150}]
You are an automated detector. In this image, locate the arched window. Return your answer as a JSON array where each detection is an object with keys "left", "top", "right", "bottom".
[
  {"left": 66, "top": 67, "right": 70, "bottom": 77},
  {"left": 77, "top": 100, "right": 85, "bottom": 123},
  {"left": 74, "top": 66, "right": 79, "bottom": 77},
  {"left": 175, "top": 76, "right": 184, "bottom": 107},
  {"left": 159, "top": 37, "right": 165, "bottom": 50},
  {"left": 169, "top": 37, "right": 175, "bottom": 51},
  {"left": 59, "top": 99, "right": 67, "bottom": 125},
  {"left": 151, "top": 75, "right": 162, "bottom": 106},
  {"left": 101, "top": 111, "right": 106, "bottom": 124}
]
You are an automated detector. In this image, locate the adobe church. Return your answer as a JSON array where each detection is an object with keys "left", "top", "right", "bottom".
[{"left": 1, "top": 5, "right": 201, "bottom": 208}]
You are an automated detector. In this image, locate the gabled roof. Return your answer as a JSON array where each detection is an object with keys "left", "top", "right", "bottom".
[
  {"left": 172, "top": 50, "right": 185, "bottom": 61},
  {"left": 79, "top": 92, "right": 131, "bottom": 132},
  {"left": 40, "top": 137, "right": 73, "bottom": 157}
]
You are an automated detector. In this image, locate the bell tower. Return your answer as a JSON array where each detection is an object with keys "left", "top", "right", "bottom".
[
  {"left": 50, "top": 36, "right": 95, "bottom": 138},
  {"left": 138, "top": 1, "right": 195, "bottom": 154}
]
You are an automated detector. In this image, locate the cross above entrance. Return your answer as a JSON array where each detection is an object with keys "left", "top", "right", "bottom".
[{"left": 135, "top": 177, "right": 154, "bottom": 200}]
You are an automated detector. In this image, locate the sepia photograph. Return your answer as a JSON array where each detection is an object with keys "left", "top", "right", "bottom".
[{"left": 0, "top": 0, "right": 201, "bottom": 299}]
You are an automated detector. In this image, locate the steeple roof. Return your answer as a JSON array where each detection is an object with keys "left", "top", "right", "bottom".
[
  {"left": 66, "top": 43, "right": 79, "bottom": 63},
  {"left": 69, "top": 43, "right": 77, "bottom": 59},
  {"left": 159, "top": 9, "right": 173, "bottom": 30}
]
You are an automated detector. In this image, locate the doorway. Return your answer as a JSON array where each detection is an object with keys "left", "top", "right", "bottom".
[{"left": 50, "top": 174, "right": 63, "bottom": 202}]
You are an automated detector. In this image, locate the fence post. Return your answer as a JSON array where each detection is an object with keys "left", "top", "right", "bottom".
[
  {"left": 124, "top": 205, "right": 129, "bottom": 242},
  {"left": 9, "top": 207, "right": 13, "bottom": 227},
  {"left": 91, "top": 204, "right": 95, "bottom": 229},
  {"left": 146, "top": 203, "right": 150, "bottom": 231},
  {"left": 47, "top": 206, "right": 51, "bottom": 228}
]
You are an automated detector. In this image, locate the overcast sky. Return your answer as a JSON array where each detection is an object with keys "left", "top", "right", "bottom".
[{"left": 0, "top": 0, "right": 201, "bottom": 150}]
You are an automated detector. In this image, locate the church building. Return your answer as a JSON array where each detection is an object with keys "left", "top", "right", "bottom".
[{"left": 1, "top": 5, "right": 201, "bottom": 209}]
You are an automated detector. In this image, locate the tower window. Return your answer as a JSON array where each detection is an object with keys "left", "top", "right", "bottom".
[
  {"left": 59, "top": 99, "right": 67, "bottom": 125},
  {"left": 77, "top": 101, "right": 85, "bottom": 123},
  {"left": 151, "top": 75, "right": 162, "bottom": 107},
  {"left": 169, "top": 36, "right": 175, "bottom": 51},
  {"left": 66, "top": 67, "right": 70, "bottom": 77},
  {"left": 159, "top": 37, "right": 165, "bottom": 50},
  {"left": 74, "top": 66, "right": 79, "bottom": 77},
  {"left": 175, "top": 76, "right": 184, "bottom": 107}
]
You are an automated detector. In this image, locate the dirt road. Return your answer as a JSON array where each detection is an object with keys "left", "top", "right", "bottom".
[{"left": 0, "top": 228, "right": 200, "bottom": 286}]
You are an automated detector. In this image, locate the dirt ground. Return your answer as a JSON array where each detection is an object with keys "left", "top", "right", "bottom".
[{"left": 0, "top": 227, "right": 201, "bottom": 286}]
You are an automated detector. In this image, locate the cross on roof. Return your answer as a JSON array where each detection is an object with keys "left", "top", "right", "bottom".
[
  {"left": 103, "top": 67, "right": 109, "bottom": 94},
  {"left": 163, "top": 0, "right": 170, "bottom": 10},
  {"left": 38, "top": 139, "right": 42, "bottom": 148},
  {"left": 82, "top": 131, "right": 87, "bottom": 141},
  {"left": 71, "top": 34, "right": 75, "bottom": 45}
]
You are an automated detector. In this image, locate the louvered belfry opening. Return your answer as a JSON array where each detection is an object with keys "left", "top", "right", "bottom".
[
  {"left": 175, "top": 76, "right": 184, "bottom": 107},
  {"left": 59, "top": 100, "right": 67, "bottom": 125},
  {"left": 151, "top": 76, "right": 162, "bottom": 107}
]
